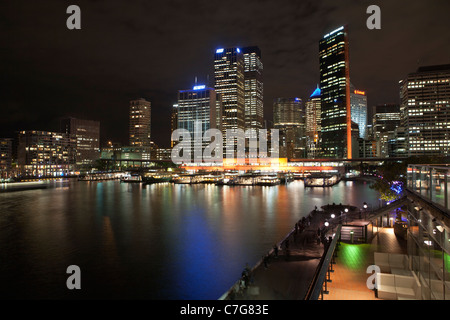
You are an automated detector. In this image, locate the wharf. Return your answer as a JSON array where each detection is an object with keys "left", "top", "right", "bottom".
[
  {"left": 221, "top": 202, "right": 407, "bottom": 300},
  {"left": 221, "top": 206, "right": 335, "bottom": 300}
]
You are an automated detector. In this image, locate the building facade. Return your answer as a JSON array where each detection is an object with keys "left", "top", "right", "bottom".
[
  {"left": 242, "top": 46, "right": 264, "bottom": 131},
  {"left": 273, "top": 97, "right": 305, "bottom": 159},
  {"left": 0, "top": 138, "right": 13, "bottom": 179},
  {"left": 372, "top": 104, "right": 401, "bottom": 157},
  {"left": 319, "top": 25, "right": 352, "bottom": 159},
  {"left": 350, "top": 85, "right": 368, "bottom": 139},
  {"left": 306, "top": 86, "right": 321, "bottom": 158},
  {"left": 129, "top": 98, "right": 151, "bottom": 148},
  {"left": 400, "top": 64, "right": 450, "bottom": 157},
  {"left": 177, "top": 85, "right": 221, "bottom": 162},
  {"left": 17, "top": 130, "right": 76, "bottom": 176},
  {"left": 214, "top": 47, "right": 245, "bottom": 135},
  {"left": 61, "top": 117, "right": 100, "bottom": 165},
  {"left": 170, "top": 103, "right": 178, "bottom": 148}
]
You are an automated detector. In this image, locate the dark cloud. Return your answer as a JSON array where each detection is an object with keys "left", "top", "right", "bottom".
[{"left": 1, "top": 0, "right": 449, "bottom": 147}]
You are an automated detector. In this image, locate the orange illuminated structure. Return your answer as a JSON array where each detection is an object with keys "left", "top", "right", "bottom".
[{"left": 180, "top": 157, "right": 343, "bottom": 176}]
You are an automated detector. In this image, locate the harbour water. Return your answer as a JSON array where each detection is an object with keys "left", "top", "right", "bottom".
[{"left": 0, "top": 179, "right": 380, "bottom": 299}]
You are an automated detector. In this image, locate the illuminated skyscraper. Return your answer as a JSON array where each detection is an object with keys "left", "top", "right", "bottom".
[
  {"left": 273, "top": 97, "right": 305, "bottom": 158},
  {"left": 129, "top": 98, "right": 151, "bottom": 147},
  {"left": 319, "top": 25, "right": 352, "bottom": 159},
  {"left": 350, "top": 84, "right": 368, "bottom": 139},
  {"left": 214, "top": 47, "right": 245, "bottom": 134},
  {"left": 306, "top": 86, "right": 321, "bottom": 158},
  {"left": 177, "top": 85, "right": 222, "bottom": 162},
  {"left": 242, "top": 46, "right": 264, "bottom": 130},
  {"left": 400, "top": 64, "right": 450, "bottom": 156}
]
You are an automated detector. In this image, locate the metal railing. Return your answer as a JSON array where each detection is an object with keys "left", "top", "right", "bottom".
[{"left": 305, "top": 224, "right": 342, "bottom": 300}]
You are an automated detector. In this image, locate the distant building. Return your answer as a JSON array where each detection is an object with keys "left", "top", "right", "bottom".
[
  {"left": 129, "top": 98, "right": 151, "bottom": 148},
  {"left": 400, "top": 64, "right": 450, "bottom": 157},
  {"left": 306, "top": 86, "right": 321, "bottom": 158},
  {"left": 0, "top": 138, "right": 13, "bottom": 178},
  {"left": 273, "top": 97, "right": 306, "bottom": 158},
  {"left": 350, "top": 85, "right": 368, "bottom": 139},
  {"left": 372, "top": 104, "right": 401, "bottom": 157},
  {"left": 17, "top": 130, "right": 76, "bottom": 176},
  {"left": 319, "top": 25, "right": 352, "bottom": 159},
  {"left": 170, "top": 104, "right": 178, "bottom": 148},
  {"left": 61, "top": 117, "right": 100, "bottom": 165}
]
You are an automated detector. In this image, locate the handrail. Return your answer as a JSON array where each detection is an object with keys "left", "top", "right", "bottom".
[{"left": 305, "top": 224, "right": 342, "bottom": 300}]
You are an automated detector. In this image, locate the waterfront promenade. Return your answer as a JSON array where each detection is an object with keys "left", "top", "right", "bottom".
[
  {"left": 221, "top": 206, "right": 334, "bottom": 300},
  {"left": 221, "top": 203, "right": 406, "bottom": 300}
]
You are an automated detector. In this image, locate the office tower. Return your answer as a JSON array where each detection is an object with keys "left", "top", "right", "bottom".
[
  {"left": 61, "top": 117, "right": 100, "bottom": 165},
  {"left": 177, "top": 85, "right": 221, "bottom": 162},
  {"left": 214, "top": 47, "right": 245, "bottom": 134},
  {"left": 400, "top": 64, "right": 450, "bottom": 157},
  {"left": 273, "top": 97, "right": 305, "bottom": 158},
  {"left": 129, "top": 98, "right": 151, "bottom": 147},
  {"left": 372, "top": 104, "right": 401, "bottom": 157},
  {"left": 0, "top": 138, "right": 13, "bottom": 178},
  {"left": 17, "top": 130, "right": 76, "bottom": 176},
  {"left": 242, "top": 46, "right": 264, "bottom": 131},
  {"left": 170, "top": 104, "right": 178, "bottom": 148},
  {"left": 319, "top": 25, "right": 352, "bottom": 159},
  {"left": 350, "top": 84, "right": 368, "bottom": 139},
  {"left": 306, "top": 85, "right": 321, "bottom": 158}
]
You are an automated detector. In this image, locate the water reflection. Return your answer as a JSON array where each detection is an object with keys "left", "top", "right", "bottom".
[{"left": 0, "top": 179, "right": 379, "bottom": 299}]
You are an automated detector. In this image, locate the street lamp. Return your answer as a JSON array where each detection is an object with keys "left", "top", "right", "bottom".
[
  {"left": 331, "top": 213, "right": 335, "bottom": 219},
  {"left": 363, "top": 202, "right": 368, "bottom": 209},
  {"left": 324, "top": 221, "right": 329, "bottom": 227}
]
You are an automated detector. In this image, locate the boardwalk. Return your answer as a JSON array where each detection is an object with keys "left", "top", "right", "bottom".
[
  {"left": 223, "top": 207, "right": 335, "bottom": 300},
  {"left": 221, "top": 202, "right": 408, "bottom": 301}
]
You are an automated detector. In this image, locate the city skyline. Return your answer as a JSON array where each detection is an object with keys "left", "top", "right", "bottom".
[{"left": 1, "top": 1, "right": 449, "bottom": 149}]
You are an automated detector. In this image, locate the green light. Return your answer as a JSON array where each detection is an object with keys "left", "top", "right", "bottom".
[{"left": 339, "top": 243, "right": 371, "bottom": 270}]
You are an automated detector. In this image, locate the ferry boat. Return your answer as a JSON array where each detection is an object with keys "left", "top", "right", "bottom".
[
  {"left": 120, "top": 173, "right": 143, "bottom": 183},
  {"left": 304, "top": 173, "right": 340, "bottom": 187},
  {"left": 257, "top": 175, "right": 280, "bottom": 186},
  {"left": 142, "top": 171, "right": 172, "bottom": 184}
]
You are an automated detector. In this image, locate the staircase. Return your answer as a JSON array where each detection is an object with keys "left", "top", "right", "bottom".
[{"left": 340, "top": 225, "right": 365, "bottom": 243}]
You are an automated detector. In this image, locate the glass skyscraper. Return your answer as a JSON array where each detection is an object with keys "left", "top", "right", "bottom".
[
  {"left": 242, "top": 46, "right": 264, "bottom": 131},
  {"left": 214, "top": 47, "right": 245, "bottom": 135},
  {"left": 350, "top": 84, "right": 368, "bottom": 139},
  {"left": 177, "top": 85, "right": 221, "bottom": 162},
  {"left": 319, "top": 25, "right": 352, "bottom": 159}
]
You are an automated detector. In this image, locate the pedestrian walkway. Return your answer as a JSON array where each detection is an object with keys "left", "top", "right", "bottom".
[
  {"left": 322, "top": 216, "right": 407, "bottom": 300},
  {"left": 223, "top": 207, "right": 331, "bottom": 300},
  {"left": 221, "top": 204, "right": 408, "bottom": 301}
]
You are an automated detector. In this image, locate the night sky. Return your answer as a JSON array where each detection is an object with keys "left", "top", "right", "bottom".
[{"left": 1, "top": 0, "right": 449, "bottom": 148}]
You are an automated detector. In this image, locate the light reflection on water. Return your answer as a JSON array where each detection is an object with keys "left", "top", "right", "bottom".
[{"left": 0, "top": 179, "right": 379, "bottom": 299}]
